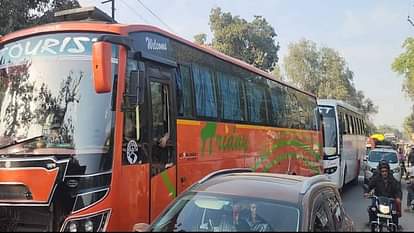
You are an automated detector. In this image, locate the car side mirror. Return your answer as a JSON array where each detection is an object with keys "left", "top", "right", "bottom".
[{"left": 133, "top": 223, "right": 150, "bottom": 232}]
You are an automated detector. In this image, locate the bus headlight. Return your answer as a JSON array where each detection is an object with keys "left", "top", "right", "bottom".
[
  {"left": 69, "top": 222, "right": 78, "bottom": 232},
  {"left": 324, "top": 166, "right": 337, "bottom": 174},
  {"left": 62, "top": 210, "right": 110, "bottom": 232},
  {"left": 84, "top": 220, "right": 94, "bottom": 232}
]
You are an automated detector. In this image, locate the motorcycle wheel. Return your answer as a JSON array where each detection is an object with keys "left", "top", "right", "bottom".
[{"left": 371, "top": 224, "right": 382, "bottom": 232}]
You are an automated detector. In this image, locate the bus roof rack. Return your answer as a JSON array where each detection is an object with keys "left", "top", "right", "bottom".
[
  {"left": 300, "top": 175, "right": 331, "bottom": 194},
  {"left": 55, "top": 6, "right": 115, "bottom": 23},
  {"left": 197, "top": 168, "right": 253, "bottom": 184}
]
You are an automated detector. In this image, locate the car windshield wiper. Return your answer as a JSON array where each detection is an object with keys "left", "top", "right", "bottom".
[{"left": 0, "top": 135, "right": 45, "bottom": 149}]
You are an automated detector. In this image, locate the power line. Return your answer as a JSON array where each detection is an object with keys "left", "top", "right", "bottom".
[
  {"left": 119, "top": 0, "right": 150, "bottom": 24},
  {"left": 409, "top": 0, "right": 414, "bottom": 27},
  {"left": 101, "top": 0, "right": 115, "bottom": 21},
  {"left": 135, "top": 0, "right": 175, "bottom": 33}
]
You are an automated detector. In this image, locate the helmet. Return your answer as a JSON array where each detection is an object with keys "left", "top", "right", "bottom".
[{"left": 378, "top": 160, "right": 390, "bottom": 171}]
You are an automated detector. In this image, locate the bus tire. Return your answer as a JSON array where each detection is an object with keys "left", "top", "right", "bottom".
[
  {"left": 351, "top": 176, "right": 359, "bottom": 186},
  {"left": 342, "top": 167, "right": 347, "bottom": 191}
]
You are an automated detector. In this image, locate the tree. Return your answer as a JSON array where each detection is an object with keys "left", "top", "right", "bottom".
[
  {"left": 392, "top": 37, "right": 414, "bottom": 100},
  {"left": 283, "top": 39, "right": 320, "bottom": 94},
  {"left": 0, "top": 0, "right": 80, "bottom": 35},
  {"left": 201, "top": 7, "right": 279, "bottom": 72},
  {"left": 194, "top": 33, "right": 207, "bottom": 45},
  {"left": 271, "top": 64, "right": 283, "bottom": 81},
  {"left": 391, "top": 38, "right": 414, "bottom": 137},
  {"left": 403, "top": 111, "right": 414, "bottom": 140},
  {"left": 283, "top": 39, "right": 378, "bottom": 121},
  {"left": 376, "top": 125, "right": 404, "bottom": 140}
]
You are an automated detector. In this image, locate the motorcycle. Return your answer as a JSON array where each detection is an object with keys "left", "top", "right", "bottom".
[{"left": 364, "top": 185, "right": 398, "bottom": 232}]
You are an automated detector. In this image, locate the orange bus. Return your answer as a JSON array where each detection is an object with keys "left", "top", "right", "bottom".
[{"left": 0, "top": 7, "right": 323, "bottom": 232}]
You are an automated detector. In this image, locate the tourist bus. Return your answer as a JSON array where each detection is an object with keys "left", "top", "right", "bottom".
[
  {"left": 0, "top": 7, "right": 323, "bottom": 231},
  {"left": 318, "top": 99, "right": 366, "bottom": 189}
]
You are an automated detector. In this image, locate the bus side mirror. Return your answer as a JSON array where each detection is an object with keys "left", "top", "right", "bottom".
[
  {"left": 125, "top": 69, "right": 145, "bottom": 109},
  {"left": 92, "top": 42, "right": 112, "bottom": 93},
  {"left": 127, "top": 70, "right": 139, "bottom": 106}
]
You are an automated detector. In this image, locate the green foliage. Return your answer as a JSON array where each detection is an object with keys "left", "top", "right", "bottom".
[
  {"left": 283, "top": 39, "right": 377, "bottom": 121},
  {"left": 392, "top": 38, "right": 414, "bottom": 137},
  {"left": 193, "top": 33, "right": 207, "bottom": 45},
  {"left": 206, "top": 7, "right": 279, "bottom": 72},
  {"left": 376, "top": 125, "right": 404, "bottom": 140},
  {"left": 0, "top": 0, "right": 80, "bottom": 35},
  {"left": 402, "top": 105, "right": 414, "bottom": 140},
  {"left": 271, "top": 64, "right": 283, "bottom": 81},
  {"left": 392, "top": 37, "right": 414, "bottom": 100}
]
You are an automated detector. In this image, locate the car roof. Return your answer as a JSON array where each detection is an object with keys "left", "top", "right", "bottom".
[
  {"left": 192, "top": 173, "right": 332, "bottom": 204},
  {"left": 370, "top": 148, "right": 397, "bottom": 153}
]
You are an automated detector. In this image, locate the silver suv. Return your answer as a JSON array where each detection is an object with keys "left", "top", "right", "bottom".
[
  {"left": 133, "top": 169, "right": 354, "bottom": 232},
  {"left": 364, "top": 148, "right": 401, "bottom": 184}
]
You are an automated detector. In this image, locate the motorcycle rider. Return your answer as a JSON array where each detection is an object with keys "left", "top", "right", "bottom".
[
  {"left": 406, "top": 175, "right": 414, "bottom": 211},
  {"left": 398, "top": 148, "right": 408, "bottom": 179},
  {"left": 364, "top": 160, "right": 402, "bottom": 228}
]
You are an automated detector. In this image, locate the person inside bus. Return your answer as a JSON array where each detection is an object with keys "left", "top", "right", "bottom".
[{"left": 158, "top": 131, "right": 170, "bottom": 148}]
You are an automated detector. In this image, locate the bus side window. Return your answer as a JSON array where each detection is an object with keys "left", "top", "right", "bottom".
[
  {"left": 123, "top": 59, "right": 148, "bottom": 165},
  {"left": 341, "top": 113, "right": 347, "bottom": 135},
  {"left": 218, "top": 72, "right": 246, "bottom": 122},
  {"left": 245, "top": 78, "right": 268, "bottom": 125},
  {"left": 177, "top": 64, "right": 194, "bottom": 118},
  {"left": 192, "top": 64, "right": 218, "bottom": 119}
]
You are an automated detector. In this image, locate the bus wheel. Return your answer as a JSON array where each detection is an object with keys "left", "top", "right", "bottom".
[
  {"left": 351, "top": 176, "right": 359, "bottom": 185},
  {"left": 341, "top": 167, "right": 347, "bottom": 191}
]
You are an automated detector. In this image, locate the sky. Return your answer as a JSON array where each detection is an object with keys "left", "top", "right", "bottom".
[{"left": 80, "top": 0, "right": 414, "bottom": 130}]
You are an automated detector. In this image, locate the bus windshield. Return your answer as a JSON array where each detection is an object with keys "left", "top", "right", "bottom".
[
  {"left": 0, "top": 33, "right": 115, "bottom": 153},
  {"left": 319, "top": 106, "right": 337, "bottom": 156}
]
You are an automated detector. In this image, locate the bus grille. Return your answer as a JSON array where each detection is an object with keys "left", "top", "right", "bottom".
[
  {"left": 0, "top": 207, "right": 51, "bottom": 232},
  {"left": 0, "top": 184, "right": 32, "bottom": 201}
]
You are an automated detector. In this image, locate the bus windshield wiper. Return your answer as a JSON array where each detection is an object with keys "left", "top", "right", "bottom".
[{"left": 0, "top": 135, "right": 45, "bottom": 149}]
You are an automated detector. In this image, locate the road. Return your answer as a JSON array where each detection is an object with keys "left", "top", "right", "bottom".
[{"left": 341, "top": 176, "right": 414, "bottom": 232}]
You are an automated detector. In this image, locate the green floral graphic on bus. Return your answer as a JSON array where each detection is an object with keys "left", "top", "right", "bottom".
[{"left": 200, "top": 122, "right": 248, "bottom": 156}]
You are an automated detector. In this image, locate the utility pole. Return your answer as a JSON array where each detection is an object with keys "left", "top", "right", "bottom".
[
  {"left": 102, "top": 0, "right": 115, "bottom": 21},
  {"left": 409, "top": 16, "right": 414, "bottom": 27}
]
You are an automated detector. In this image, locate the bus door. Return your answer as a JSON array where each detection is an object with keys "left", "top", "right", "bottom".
[{"left": 146, "top": 62, "right": 177, "bottom": 221}]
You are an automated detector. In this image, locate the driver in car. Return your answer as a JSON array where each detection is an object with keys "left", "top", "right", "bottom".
[{"left": 245, "top": 203, "right": 272, "bottom": 232}]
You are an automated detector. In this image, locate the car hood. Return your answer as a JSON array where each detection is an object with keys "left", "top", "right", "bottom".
[{"left": 367, "top": 161, "right": 399, "bottom": 170}]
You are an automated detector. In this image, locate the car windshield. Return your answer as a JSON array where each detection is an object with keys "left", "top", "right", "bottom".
[
  {"left": 150, "top": 192, "right": 300, "bottom": 232},
  {"left": 319, "top": 106, "right": 337, "bottom": 156},
  {"left": 368, "top": 151, "right": 398, "bottom": 163},
  {"left": 0, "top": 33, "right": 116, "bottom": 154}
]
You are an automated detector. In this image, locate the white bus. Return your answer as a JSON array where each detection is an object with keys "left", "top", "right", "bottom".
[{"left": 318, "top": 99, "right": 367, "bottom": 189}]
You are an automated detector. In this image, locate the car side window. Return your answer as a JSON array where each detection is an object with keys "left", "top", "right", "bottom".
[{"left": 311, "top": 193, "right": 335, "bottom": 232}]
